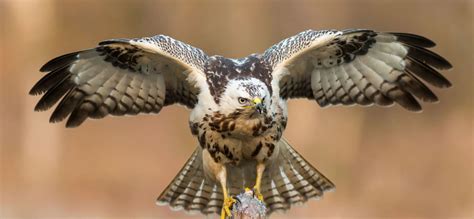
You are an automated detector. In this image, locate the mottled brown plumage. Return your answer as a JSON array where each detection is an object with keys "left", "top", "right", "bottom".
[{"left": 30, "top": 29, "right": 451, "bottom": 217}]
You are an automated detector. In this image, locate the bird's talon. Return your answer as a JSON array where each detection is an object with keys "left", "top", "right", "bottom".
[
  {"left": 256, "top": 193, "right": 264, "bottom": 201},
  {"left": 252, "top": 187, "right": 264, "bottom": 201},
  {"left": 221, "top": 196, "right": 236, "bottom": 219}
]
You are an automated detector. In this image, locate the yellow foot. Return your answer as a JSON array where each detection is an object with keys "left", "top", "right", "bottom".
[
  {"left": 253, "top": 187, "right": 264, "bottom": 202},
  {"left": 246, "top": 187, "right": 264, "bottom": 201},
  {"left": 220, "top": 195, "right": 236, "bottom": 219}
]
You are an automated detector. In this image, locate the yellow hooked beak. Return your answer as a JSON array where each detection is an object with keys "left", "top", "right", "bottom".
[
  {"left": 252, "top": 97, "right": 262, "bottom": 105},
  {"left": 252, "top": 98, "right": 264, "bottom": 114},
  {"left": 243, "top": 98, "right": 264, "bottom": 113}
]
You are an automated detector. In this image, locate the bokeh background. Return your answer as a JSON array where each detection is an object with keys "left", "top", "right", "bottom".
[{"left": 1, "top": 0, "right": 473, "bottom": 218}]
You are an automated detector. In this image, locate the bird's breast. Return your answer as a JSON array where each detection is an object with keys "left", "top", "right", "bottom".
[{"left": 191, "top": 109, "right": 287, "bottom": 165}]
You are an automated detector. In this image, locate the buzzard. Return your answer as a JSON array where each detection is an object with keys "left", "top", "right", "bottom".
[{"left": 30, "top": 29, "right": 452, "bottom": 218}]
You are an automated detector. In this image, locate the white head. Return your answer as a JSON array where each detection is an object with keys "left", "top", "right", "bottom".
[{"left": 218, "top": 78, "right": 271, "bottom": 116}]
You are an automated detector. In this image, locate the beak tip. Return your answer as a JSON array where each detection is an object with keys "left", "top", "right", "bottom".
[{"left": 255, "top": 103, "right": 264, "bottom": 114}]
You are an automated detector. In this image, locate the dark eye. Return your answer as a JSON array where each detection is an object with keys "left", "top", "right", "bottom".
[{"left": 238, "top": 97, "right": 249, "bottom": 105}]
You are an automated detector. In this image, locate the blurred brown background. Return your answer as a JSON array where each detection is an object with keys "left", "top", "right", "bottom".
[{"left": 1, "top": 0, "right": 472, "bottom": 218}]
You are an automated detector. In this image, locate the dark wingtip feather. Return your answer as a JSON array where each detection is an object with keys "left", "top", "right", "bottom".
[
  {"left": 49, "top": 90, "right": 83, "bottom": 123},
  {"left": 65, "top": 103, "right": 94, "bottom": 128},
  {"left": 30, "top": 65, "right": 70, "bottom": 95},
  {"left": 34, "top": 77, "right": 74, "bottom": 112},
  {"left": 402, "top": 96, "right": 423, "bottom": 112},
  {"left": 398, "top": 73, "right": 439, "bottom": 103},
  {"left": 98, "top": 38, "right": 130, "bottom": 46},
  {"left": 40, "top": 51, "right": 80, "bottom": 72},
  {"left": 342, "top": 29, "right": 374, "bottom": 35},
  {"left": 389, "top": 89, "right": 422, "bottom": 112},
  {"left": 390, "top": 32, "right": 436, "bottom": 48},
  {"left": 65, "top": 121, "right": 82, "bottom": 128},
  {"left": 406, "top": 45, "right": 453, "bottom": 70},
  {"left": 406, "top": 57, "right": 452, "bottom": 88},
  {"left": 29, "top": 88, "right": 42, "bottom": 96},
  {"left": 401, "top": 98, "right": 423, "bottom": 112}
]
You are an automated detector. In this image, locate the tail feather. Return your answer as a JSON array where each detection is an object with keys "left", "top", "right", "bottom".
[
  {"left": 157, "top": 138, "right": 334, "bottom": 216},
  {"left": 261, "top": 137, "right": 335, "bottom": 215},
  {"left": 157, "top": 148, "right": 222, "bottom": 215},
  {"left": 203, "top": 185, "right": 223, "bottom": 214},
  {"left": 281, "top": 158, "right": 312, "bottom": 201},
  {"left": 159, "top": 149, "right": 198, "bottom": 208},
  {"left": 278, "top": 165, "right": 305, "bottom": 204},
  {"left": 262, "top": 180, "right": 289, "bottom": 212}
]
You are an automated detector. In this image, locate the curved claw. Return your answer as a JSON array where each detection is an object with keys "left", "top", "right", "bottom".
[
  {"left": 252, "top": 187, "right": 264, "bottom": 202},
  {"left": 245, "top": 187, "right": 264, "bottom": 202},
  {"left": 221, "top": 196, "right": 236, "bottom": 219}
]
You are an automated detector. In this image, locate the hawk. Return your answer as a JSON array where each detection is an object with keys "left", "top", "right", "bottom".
[{"left": 30, "top": 29, "right": 452, "bottom": 218}]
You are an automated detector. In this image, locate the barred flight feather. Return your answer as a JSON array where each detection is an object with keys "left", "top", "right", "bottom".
[
  {"left": 267, "top": 29, "right": 452, "bottom": 111},
  {"left": 31, "top": 35, "right": 207, "bottom": 127}
]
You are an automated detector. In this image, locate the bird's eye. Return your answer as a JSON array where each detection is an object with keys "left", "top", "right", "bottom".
[{"left": 238, "top": 97, "right": 249, "bottom": 105}]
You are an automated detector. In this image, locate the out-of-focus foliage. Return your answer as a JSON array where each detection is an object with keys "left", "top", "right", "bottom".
[{"left": 1, "top": 0, "right": 472, "bottom": 218}]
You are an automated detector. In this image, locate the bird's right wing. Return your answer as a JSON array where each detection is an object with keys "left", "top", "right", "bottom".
[
  {"left": 30, "top": 35, "right": 209, "bottom": 127},
  {"left": 264, "top": 29, "right": 452, "bottom": 111}
]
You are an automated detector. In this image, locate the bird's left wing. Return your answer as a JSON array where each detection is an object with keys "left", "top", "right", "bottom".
[
  {"left": 263, "top": 29, "right": 452, "bottom": 111},
  {"left": 30, "top": 35, "right": 209, "bottom": 127}
]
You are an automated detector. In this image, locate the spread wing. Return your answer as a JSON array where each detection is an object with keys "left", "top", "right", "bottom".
[
  {"left": 30, "top": 35, "right": 209, "bottom": 127},
  {"left": 263, "top": 29, "right": 452, "bottom": 111}
]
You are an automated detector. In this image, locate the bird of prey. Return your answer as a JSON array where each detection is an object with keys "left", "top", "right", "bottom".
[{"left": 30, "top": 29, "right": 452, "bottom": 218}]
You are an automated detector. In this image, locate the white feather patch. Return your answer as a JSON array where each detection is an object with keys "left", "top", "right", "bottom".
[
  {"left": 372, "top": 42, "right": 408, "bottom": 57},
  {"left": 353, "top": 58, "right": 384, "bottom": 88},
  {"left": 367, "top": 49, "right": 405, "bottom": 70},
  {"left": 374, "top": 34, "right": 397, "bottom": 43}
]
